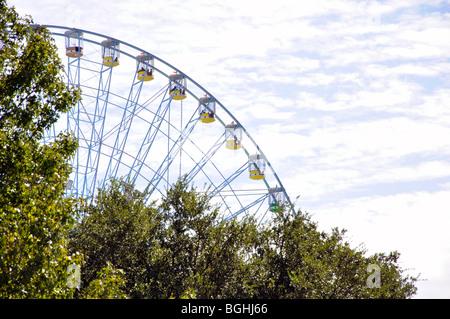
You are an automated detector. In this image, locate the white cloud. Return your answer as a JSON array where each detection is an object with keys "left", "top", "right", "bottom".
[{"left": 365, "top": 62, "right": 450, "bottom": 78}]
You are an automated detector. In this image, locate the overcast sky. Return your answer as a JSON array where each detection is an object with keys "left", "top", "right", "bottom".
[{"left": 7, "top": 0, "right": 450, "bottom": 298}]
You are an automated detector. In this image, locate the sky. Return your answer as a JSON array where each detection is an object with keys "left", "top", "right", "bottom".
[{"left": 7, "top": 0, "right": 450, "bottom": 298}]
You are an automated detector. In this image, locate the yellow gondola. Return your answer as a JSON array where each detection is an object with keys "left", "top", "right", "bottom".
[
  {"left": 249, "top": 154, "right": 266, "bottom": 180},
  {"left": 199, "top": 96, "right": 216, "bottom": 123},
  {"left": 225, "top": 122, "right": 242, "bottom": 150},
  {"left": 137, "top": 69, "right": 154, "bottom": 81},
  {"left": 136, "top": 53, "right": 154, "bottom": 81},
  {"left": 101, "top": 39, "right": 120, "bottom": 67},
  {"left": 169, "top": 73, "right": 187, "bottom": 100},
  {"left": 103, "top": 56, "right": 119, "bottom": 67}
]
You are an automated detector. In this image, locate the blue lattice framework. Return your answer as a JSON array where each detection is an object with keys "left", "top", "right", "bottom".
[{"left": 36, "top": 24, "right": 295, "bottom": 223}]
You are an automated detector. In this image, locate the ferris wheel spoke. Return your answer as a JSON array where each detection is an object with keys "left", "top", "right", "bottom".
[
  {"left": 209, "top": 162, "right": 247, "bottom": 198},
  {"left": 184, "top": 148, "right": 241, "bottom": 218},
  {"left": 183, "top": 133, "right": 239, "bottom": 215},
  {"left": 94, "top": 83, "right": 169, "bottom": 147},
  {"left": 207, "top": 163, "right": 249, "bottom": 217},
  {"left": 184, "top": 131, "right": 225, "bottom": 185},
  {"left": 224, "top": 192, "right": 269, "bottom": 221},
  {"left": 153, "top": 108, "right": 251, "bottom": 216},
  {"left": 146, "top": 102, "right": 200, "bottom": 196},
  {"left": 103, "top": 75, "right": 146, "bottom": 187},
  {"left": 128, "top": 91, "right": 173, "bottom": 185},
  {"left": 98, "top": 142, "right": 167, "bottom": 198},
  {"left": 81, "top": 64, "right": 116, "bottom": 197}
]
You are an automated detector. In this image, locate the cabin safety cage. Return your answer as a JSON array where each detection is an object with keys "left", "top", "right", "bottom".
[
  {"left": 198, "top": 95, "right": 216, "bottom": 124},
  {"left": 136, "top": 53, "right": 154, "bottom": 82},
  {"left": 101, "top": 38, "right": 120, "bottom": 67},
  {"left": 36, "top": 24, "right": 295, "bottom": 223},
  {"left": 225, "top": 122, "right": 242, "bottom": 150}
]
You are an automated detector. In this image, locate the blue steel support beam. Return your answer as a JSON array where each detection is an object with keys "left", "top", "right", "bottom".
[
  {"left": 102, "top": 68, "right": 146, "bottom": 188},
  {"left": 81, "top": 61, "right": 114, "bottom": 199},
  {"left": 146, "top": 99, "right": 200, "bottom": 197},
  {"left": 65, "top": 49, "right": 82, "bottom": 198},
  {"left": 185, "top": 132, "right": 225, "bottom": 185},
  {"left": 128, "top": 90, "right": 173, "bottom": 185},
  {"left": 224, "top": 193, "right": 269, "bottom": 222}
]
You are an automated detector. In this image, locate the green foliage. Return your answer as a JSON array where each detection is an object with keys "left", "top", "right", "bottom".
[
  {"left": 69, "top": 178, "right": 163, "bottom": 298},
  {"left": 156, "top": 177, "right": 260, "bottom": 298},
  {"left": 0, "top": 3, "right": 82, "bottom": 298},
  {"left": 82, "top": 262, "right": 128, "bottom": 299},
  {"left": 69, "top": 177, "right": 260, "bottom": 298},
  {"left": 70, "top": 176, "right": 419, "bottom": 299},
  {"left": 252, "top": 211, "right": 419, "bottom": 298},
  {"left": 0, "top": 3, "right": 80, "bottom": 138}
]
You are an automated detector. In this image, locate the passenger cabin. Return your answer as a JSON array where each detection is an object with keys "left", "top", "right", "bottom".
[
  {"left": 168, "top": 73, "right": 187, "bottom": 100},
  {"left": 65, "top": 30, "right": 84, "bottom": 58},
  {"left": 248, "top": 154, "right": 266, "bottom": 180},
  {"left": 136, "top": 53, "right": 154, "bottom": 81},
  {"left": 268, "top": 187, "right": 286, "bottom": 212},
  {"left": 198, "top": 95, "right": 216, "bottom": 123},
  {"left": 225, "top": 122, "right": 242, "bottom": 150},
  {"left": 101, "top": 39, "right": 120, "bottom": 67}
]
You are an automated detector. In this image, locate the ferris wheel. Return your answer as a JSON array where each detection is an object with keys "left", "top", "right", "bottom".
[{"left": 38, "top": 25, "right": 294, "bottom": 223}]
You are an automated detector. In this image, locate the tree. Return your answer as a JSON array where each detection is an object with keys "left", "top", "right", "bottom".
[
  {"left": 250, "top": 209, "right": 419, "bottom": 298},
  {"left": 68, "top": 178, "right": 163, "bottom": 298},
  {"left": 156, "top": 176, "right": 259, "bottom": 298},
  {"left": 69, "top": 177, "right": 260, "bottom": 299},
  {"left": 0, "top": 3, "right": 82, "bottom": 298},
  {"left": 69, "top": 176, "right": 419, "bottom": 299}
]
